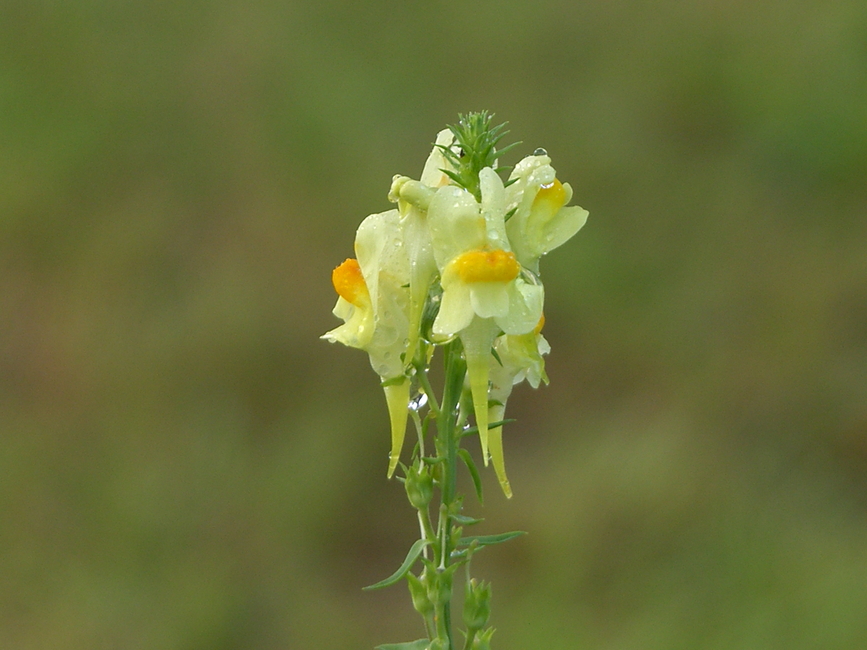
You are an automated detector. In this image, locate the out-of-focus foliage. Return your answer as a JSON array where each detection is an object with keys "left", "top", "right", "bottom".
[{"left": 2, "top": 1, "right": 866, "bottom": 648}]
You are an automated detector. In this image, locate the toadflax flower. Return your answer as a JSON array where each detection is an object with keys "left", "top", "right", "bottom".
[
  {"left": 487, "top": 323, "right": 550, "bottom": 498},
  {"left": 427, "top": 166, "right": 544, "bottom": 464},
  {"left": 322, "top": 209, "right": 413, "bottom": 477},
  {"left": 388, "top": 128, "right": 456, "bottom": 367},
  {"left": 504, "top": 153, "right": 589, "bottom": 273},
  {"left": 323, "top": 113, "right": 588, "bottom": 495}
]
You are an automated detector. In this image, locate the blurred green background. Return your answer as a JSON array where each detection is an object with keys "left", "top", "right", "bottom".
[{"left": 2, "top": 1, "right": 867, "bottom": 648}]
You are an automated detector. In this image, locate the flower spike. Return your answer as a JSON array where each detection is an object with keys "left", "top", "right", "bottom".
[{"left": 323, "top": 113, "right": 587, "bottom": 498}]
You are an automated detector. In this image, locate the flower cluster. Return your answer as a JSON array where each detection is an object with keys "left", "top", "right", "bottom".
[{"left": 323, "top": 115, "right": 587, "bottom": 496}]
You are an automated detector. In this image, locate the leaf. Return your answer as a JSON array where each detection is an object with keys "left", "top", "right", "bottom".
[
  {"left": 457, "top": 448, "right": 483, "bottom": 504},
  {"left": 451, "top": 513, "right": 484, "bottom": 526},
  {"left": 460, "top": 419, "right": 516, "bottom": 437},
  {"left": 458, "top": 531, "right": 526, "bottom": 548},
  {"left": 490, "top": 346, "right": 503, "bottom": 367},
  {"left": 362, "top": 539, "right": 430, "bottom": 591},
  {"left": 375, "top": 640, "right": 430, "bottom": 650}
]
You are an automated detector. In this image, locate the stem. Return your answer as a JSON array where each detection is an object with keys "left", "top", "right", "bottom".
[
  {"left": 432, "top": 340, "right": 466, "bottom": 648},
  {"left": 416, "top": 364, "right": 442, "bottom": 416},
  {"left": 439, "top": 340, "right": 464, "bottom": 508}
]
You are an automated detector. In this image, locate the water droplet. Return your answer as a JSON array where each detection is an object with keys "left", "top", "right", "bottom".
[
  {"left": 540, "top": 181, "right": 555, "bottom": 189},
  {"left": 533, "top": 148, "right": 547, "bottom": 156},
  {"left": 409, "top": 392, "right": 428, "bottom": 411}
]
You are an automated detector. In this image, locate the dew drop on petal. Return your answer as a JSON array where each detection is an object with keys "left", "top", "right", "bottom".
[{"left": 533, "top": 148, "right": 547, "bottom": 156}]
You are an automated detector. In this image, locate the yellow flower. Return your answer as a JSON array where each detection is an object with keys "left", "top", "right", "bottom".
[
  {"left": 428, "top": 167, "right": 544, "bottom": 338},
  {"left": 426, "top": 166, "right": 545, "bottom": 463},
  {"left": 486, "top": 324, "right": 550, "bottom": 498},
  {"left": 388, "top": 128, "right": 456, "bottom": 367},
  {"left": 322, "top": 209, "right": 412, "bottom": 477},
  {"left": 505, "top": 153, "right": 589, "bottom": 273}
]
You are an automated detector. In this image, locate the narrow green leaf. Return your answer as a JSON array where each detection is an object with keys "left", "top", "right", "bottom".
[
  {"left": 458, "top": 531, "right": 526, "bottom": 548},
  {"left": 452, "top": 513, "right": 484, "bottom": 526},
  {"left": 460, "top": 419, "right": 516, "bottom": 437},
  {"left": 375, "top": 640, "right": 430, "bottom": 650},
  {"left": 363, "top": 539, "right": 430, "bottom": 591},
  {"left": 495, "top": 141, "right": 521, "bottom": 158},
  {"left": 458, "top": 448, "right": 484, "bottom": 504},
  {"left": 490, "top": 347, "right": 503, "bottom": 367}
]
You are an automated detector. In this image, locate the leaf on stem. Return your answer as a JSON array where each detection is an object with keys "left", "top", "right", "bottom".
[
  {"left": 460, "top": 419, "right": 516, "bottom": 437},
  {"left": 363, "top": 539, "right": 431, "bottom": 591},
  {"left": 451, "top": 513, "right": 484, "bottom": 526},
  {"left": 457, "top": 448, "right": 484, "bottom": 504},
  {"left": 457, "top": 531, "right": 526, "bottom": 548},
  {"left": 375, "top": 640, "right": 431, "bottom": 650}
]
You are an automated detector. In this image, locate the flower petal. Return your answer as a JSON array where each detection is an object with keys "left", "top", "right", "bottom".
[
  {"left": 469, "top": 282, "right": 510, "bottom": 319},
  {"left": 496, "top": 281, "right": 544, "bottom": 335},
  {"left": 427, "top": 186, "right": 487, "bottom": 270},
  {"left": 433, "top": 280, "right": 474, "bottom": 337},
  {"left": 479, "top": 167, "right": 509, "bottom": 249},
  {"left": 420, "top": 128, "right": 455, "bottom": 188}
]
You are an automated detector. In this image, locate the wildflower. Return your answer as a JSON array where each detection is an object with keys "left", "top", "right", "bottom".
[
  {"left": 322, "top": 209, "right": 412, "bottom": 477},
  {"left": 427, "top": 166, "right": 544, "bottom": 463},
  {"left": 388, "top": 128, "right": 456, "bottom": 366},
  {"left": 487, "top": 321, "right": 550, "bottom": 497},
  {"left": 505, "top": 153, "right": 589, "bottom": 273}
]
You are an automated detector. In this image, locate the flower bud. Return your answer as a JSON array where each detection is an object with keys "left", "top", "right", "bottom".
[
  {"left": 404, "top": 461, "right": 434, "bottom": 510},
  {"left": 428, "top": 567, "right": 454, "bottom": 607},
  {"left": 406, "top": 571, "right": 433, "bottom": 616},
  {"left": 463, "top": 579, "right": 492, "bottom": 631},
  {"left": 472, "top": 627, "right": 495, "bottom": 650}
]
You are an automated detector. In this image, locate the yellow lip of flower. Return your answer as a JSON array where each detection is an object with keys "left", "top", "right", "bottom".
[
  {"left": 332, "top": 258, "right": 370, "bottom": 307},
  {"left": 447, "top": 249, "right": 520, "bottom": 283}
]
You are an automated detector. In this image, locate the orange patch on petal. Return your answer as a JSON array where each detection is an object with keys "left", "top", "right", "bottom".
[
  {"left": 332, "top": 258, "right": 369, "bottom": 306},
  {"left": 449, "top": 249, "right": 520, "bottom": 283}
]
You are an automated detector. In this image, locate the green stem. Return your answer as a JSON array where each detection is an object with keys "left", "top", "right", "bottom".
[
  {"left": 432, "top": 339, "right": 467, "bottom": 649},
  {"left": 416, "top": 364, "right": 442, "bottom": 417}
]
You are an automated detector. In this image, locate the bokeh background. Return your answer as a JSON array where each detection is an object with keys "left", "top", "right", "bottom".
[{"left": 3, "top": 1, "right": 867, "bottom": 648}]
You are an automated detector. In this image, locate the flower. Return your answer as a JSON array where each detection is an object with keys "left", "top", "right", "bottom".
[
  {"left": 322, "top": 209, "right": 413, "bottom": 477},
  {"left": 505, "top": 153, "right": 589, "bottom": 273},
  {"left": 486, "top": 322, "right": 550, "bottom": 497},
  {"left": 323, "top": 117, "right": 590, "bottom": 496},
  {"left": 388, "top": 128, "right": 456, "bottom": 366},
  {"left": 426, "top": 166, "right": 544, "bottom": 463}
]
